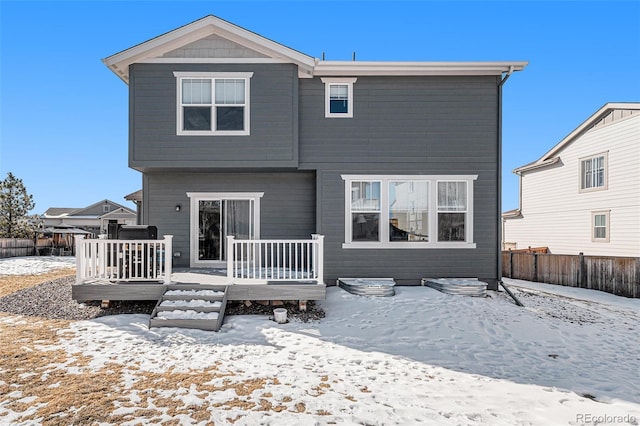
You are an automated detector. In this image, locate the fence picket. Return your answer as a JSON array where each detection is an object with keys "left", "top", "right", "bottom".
[{"left": 502, "top": 251, "right": 639, "bottom": 298}]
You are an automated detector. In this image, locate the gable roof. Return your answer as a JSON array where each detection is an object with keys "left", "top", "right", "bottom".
[
  {"left": 103, "top": 15, "right": 316, "bottom": 82},
  {"left": 42, "top": 199, "right": 135, "bottom": 218},
  {"left": 43, "top": 207, "right": 77, "bottom": 218},
  {"left": 103, "top": 14, "right": 527, "bottom": 83},
  {"left": 514, "top": 102, "right": 640, "bottom": 174},
  {"left": 72, "top": 199, "right": 135, "bottom": 217}
]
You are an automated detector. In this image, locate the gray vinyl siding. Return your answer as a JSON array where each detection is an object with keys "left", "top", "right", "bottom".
[
  {"left": 143, "top": 171, "right": 316, "bottom": 268},
  {"left": 299, "top": 76, "right": 501, "bottom": 286},
  {"left": 129, "top": 63, "right": 299, "bottom": 170}
]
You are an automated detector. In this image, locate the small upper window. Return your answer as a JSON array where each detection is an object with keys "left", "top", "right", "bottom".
[
  {"left": 580, "top": 153, "right": 607, "bottom": 192},
  {"left": 174, "top": 72, "right": 253, "bottom": 135},
  {"left": 321, "top": 78, "right": 357, "bottom": 118}
]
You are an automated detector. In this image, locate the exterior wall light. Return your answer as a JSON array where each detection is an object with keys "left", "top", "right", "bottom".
[{"left": 175, "top": 204, "right": 181, "bottom": 212}]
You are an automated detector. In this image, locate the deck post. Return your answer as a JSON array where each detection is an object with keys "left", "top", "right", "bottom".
[
  {"left": 312, "top": 234, "right": 324, "bottom": 284},
  {"left": 163, "top": 235, "right": 173, "bottom": 284},
  {"left": 227, "top": 236, "right": 235, "bottom": 281},
  {"left": 75, "top": 234, "right": 85, "bottom": 284}
]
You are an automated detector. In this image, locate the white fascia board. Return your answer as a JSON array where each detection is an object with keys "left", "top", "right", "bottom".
[
  {"left": 513, "top": 102, "right": 640, "bottom": 173},
  {"left": 314, "top": 61, "right": 528, "bottom": 76},
  {"left": 103, "top": 15, "right": 315, "bottom": 84},
  {"left": 513, "top": 157, "right": 561, "bottom": 175},
  {"left": 538, "top": 102, "right": 640, "bottom": 161}
]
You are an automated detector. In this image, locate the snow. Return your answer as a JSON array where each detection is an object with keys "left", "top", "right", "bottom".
[
  {"left": 164, "top": 289, "right": 224, "bottom": 297},
  {"left": 156, "top": 310, "right": 220, "bottom": 320},
  {"left": 159, "top": 299, "right": 222, "bottom": 308},
  {"left": 2, "top": 257, "right": 640, "bottom": 425},
  {"left": 0, "top": 256, "right": 75, "bottom": 275}
]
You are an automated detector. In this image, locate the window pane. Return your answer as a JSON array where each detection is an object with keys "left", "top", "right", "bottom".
[
  {"left": 329, "top": 84, "right": 349, "bottom": 114},
  {"left": 330, "top": 85, "right": 348, "bottom": 99},
  {"left": 438, "top": 182, "right": 467, "bottom": 211},
  {"left": 351, "top": 182, "right": 380, "bottom": 211},
  {"left": 216, "top": 106, "right": 244, "bottom": 131},
  {"left": 183, "top": 106, "right": 211, "bottom": 130},
  {"left": 389, "top": 181, "right": 428, "bottom": 242},
  {"left": 182, "top": 79, "right": 211, "bottom": 104},
  {"left": 215, "top": 79, "right": 245, "bottom": 104},
  {"left": 438, "top": 213, "right": 466, "bottom": 242},
  {"left": 330, "top": 99, "right": 348, "bottom": 114},
  {"left": 595, "top": 214, "right": 606, "bottom": 227},
  {"left": 352, "top": 213, "right": 379, "bottom": 241}
]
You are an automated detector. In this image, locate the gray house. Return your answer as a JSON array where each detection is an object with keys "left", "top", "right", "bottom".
[{"left": 101, "top": 15, "right": 526, "bottom": 292}]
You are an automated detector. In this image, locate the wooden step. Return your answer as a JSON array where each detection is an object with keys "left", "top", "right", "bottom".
[{"left": 149, "top": 284, "right": 228, "bottom": 331}]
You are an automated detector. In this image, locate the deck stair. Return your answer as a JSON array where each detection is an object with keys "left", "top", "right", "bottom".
[{"left": 149, "top": 284, "right": 228, "bottom": 331}]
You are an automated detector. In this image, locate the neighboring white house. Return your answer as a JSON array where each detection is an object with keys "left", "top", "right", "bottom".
[
  {"left": 42, "top": 199, "right": 137, "bottom": 236},
  {"left": 503, "top": 102, "right": 640, "bottom": 257}
]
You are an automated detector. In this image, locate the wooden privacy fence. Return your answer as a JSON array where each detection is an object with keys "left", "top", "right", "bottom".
[
  {"left": 0, "top": 238, "right": 35, "bottom": 258},
  {"left": 502, "top": 251, "right": 640, "bottom": 298}
]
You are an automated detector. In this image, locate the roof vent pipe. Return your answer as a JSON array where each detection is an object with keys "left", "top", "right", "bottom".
[{"left": 352, "top": 52, "right": 356, "bottom": 61}]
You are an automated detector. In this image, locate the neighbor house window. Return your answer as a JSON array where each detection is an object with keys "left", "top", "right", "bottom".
[
  {"left": 321, "top": 78, "right": 357, "bottom": 118},
  {"left": 342, "top": 175, "right": 476, "bottom": 248},
  {"left": 592, "top": 211, "right": 610, "bottom": 242},
  {"left": 174, "top": 72, "right": 253, "bottom": 135},
  {"left": 580, "top": 153, "right": 607, "bottom": 191}
]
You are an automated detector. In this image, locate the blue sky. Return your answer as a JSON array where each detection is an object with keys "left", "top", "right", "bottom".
[{"left": 1, "top": 1, "right": 638, "bottom": 215}]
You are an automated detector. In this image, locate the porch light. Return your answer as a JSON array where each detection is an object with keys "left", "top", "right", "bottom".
[{"left": 175, "top": 204, "right": 182, "bottom": 212}]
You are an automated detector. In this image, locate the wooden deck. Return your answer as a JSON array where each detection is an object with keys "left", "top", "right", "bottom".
[{"left": 72, "top": 269, "right": 326, "bottom": 302}]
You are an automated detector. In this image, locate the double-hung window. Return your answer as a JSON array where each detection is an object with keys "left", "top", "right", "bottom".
[
  {"left": 592, "top": 211, "right": 610, "bottom": 242},
  {"left": 342, "top": 175, "right": 476, "bottom": 248},
  {"left": 580, "top": 153, "right": 607, "bottom": 191},
  {"left": 437, "top": 181, "right": 467, "bottom": 242},
  {"left": 321, "top": 78, "right": 357, "bottom": 118},
  {"left": 174, "top": 72, "right": 253, "bottom": 135}
]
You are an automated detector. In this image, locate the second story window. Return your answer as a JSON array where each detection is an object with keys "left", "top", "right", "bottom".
[
  {"left": 174, "top": 72, "right": 253, "bottom": 136},
  {"left": 321, "top": 77, "right": 357, "bottom": 118},
  {"left": 580, "top": 153, "right": 607, "bottom": 192}
]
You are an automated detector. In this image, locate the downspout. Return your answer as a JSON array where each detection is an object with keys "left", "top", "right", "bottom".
[{"left": 496, "top": 66, "right": 514, "bottom": 292}]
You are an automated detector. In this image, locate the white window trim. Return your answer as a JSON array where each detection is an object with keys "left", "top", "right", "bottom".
[
  {"left": 174, "top": 72, "right": 253, "bottom": 136},
  {"left": 186, "top": 192, "right": 263, "bottom": 267},
  {"left": 341, "top": 174, "right": 477, "bottom": 249},
  {"left": 321, "top": 77, "right": 357, "bottom": 118},
  {"left": 579, "top": 152, "right": 608, "bottom": 193},
  {"left": 591, "top": 210, "right": 610, "bottom": 243}
]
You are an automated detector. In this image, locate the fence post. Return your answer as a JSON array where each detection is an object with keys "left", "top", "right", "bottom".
[
  {"left": 533, "top": 252, "right": 538, "bottom": 283},
  {"left": 509, "top": 250, "right": 514, "bottom": 278},
  {"left": 578, "top": 252, "right": 584, "bottom": 288},
  {"left": 163, "top": 235, "right": 173, "bottom": 284}
]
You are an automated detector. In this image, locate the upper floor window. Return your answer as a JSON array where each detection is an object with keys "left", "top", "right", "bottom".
[
  {"left": 580, "top": 153, "right": 607, "bottom": 192},
  {"left": 321, "top": 77, "right": 357, "bottom": 118},
  {"left": 342, "top": 175, "right": 477, "bottom": 249},
  {"left": 174, "top": 72, "right": 253, "bottom": 136}
]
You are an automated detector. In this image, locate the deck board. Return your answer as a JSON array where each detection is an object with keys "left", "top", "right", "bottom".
[{"left": 72, "top": 281, "right": 326, "bottom": 302}]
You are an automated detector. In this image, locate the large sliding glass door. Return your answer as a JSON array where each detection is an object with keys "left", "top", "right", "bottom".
[{"left": 188, "top": 192, "right": 263, "bottom": 267}]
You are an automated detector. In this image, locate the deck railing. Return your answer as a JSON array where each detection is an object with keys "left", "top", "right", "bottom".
[
  {"left": 227, "top": 234, "right": 324, "bottom": 283},
  {"left": 76, "top": 235, "right": 173, "bottom": 284}
]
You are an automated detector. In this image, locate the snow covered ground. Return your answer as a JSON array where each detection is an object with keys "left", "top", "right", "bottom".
[
  {"left": 1, "top": 256, "right": 639, "bottom": 425},
  {"left": 0, "top": 256, "right": 75, "bottom": 276}
]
